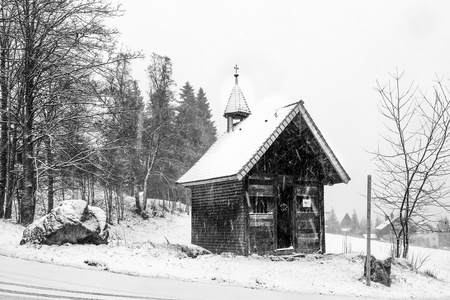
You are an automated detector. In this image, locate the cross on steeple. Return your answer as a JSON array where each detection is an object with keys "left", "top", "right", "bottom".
[
  {"left": 234, "top": 64, "right": 239, "bottom": 74},
  {"left": 234, "top": 64, "right": 239, "bottom": 83}
]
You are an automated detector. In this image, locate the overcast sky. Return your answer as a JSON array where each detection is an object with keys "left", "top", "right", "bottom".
[{"left": 112, "top": 0, "right": 450, "bottom": 221}]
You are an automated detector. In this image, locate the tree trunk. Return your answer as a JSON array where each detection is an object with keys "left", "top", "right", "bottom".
[
  {"left": 88, "top": 176, "right": 95, "bottom": 206},
  {"left": 21, "top": 133, "right": 36, "bottom": 225},
  {"left": 104, "top": 185, "right": 113, "bottom": 224},
  {"left": 4, "top": 123, "right": 17, "bottom": 219},
  {"left": 0, "top": 41, "right": 7, "bottom": 218},
  {"left": 16, "top": 168, "right": 24, "bottom": 224},
  {"left": 115, "top": 188, "right": 120, "bottom": 224},
  {"left": 21, "top": 84, "right": 37, "bottom": 224},
  {"left": 142, "top": 167, "right": 150, "bottom": 212},
  {"left": 0, "top": 6, "right": 10, "bottom": 218},
  {"left": 119, "top": 187, "right": 124, "bottom": 220},
  {"left": 396, "top": 238, "right": 401, "bottom": 258},
  {"left": 134, "top": 182, "right": 141, "bottom": 214},
  {"left": 402, "top": 226, "right": 409, "bottom": 259},
  {"left": 45, "top": 136, "right": 54, "bottom": 213},
  {"left": 142, "top": 137, "right": 159, "bottom": 213},
  {"left": 20, "top": 0, "right": 37, "bottom": 225}
]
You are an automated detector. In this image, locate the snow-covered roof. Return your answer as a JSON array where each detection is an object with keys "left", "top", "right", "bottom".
[
  {"left": 375, "top": 216, "right": 400, "bottom": 231},
  {"left": 177, "top": 101, "right": 350, "bottom": 186},
  {"left": 340, "top": 213, "right": 353, "bottom": 230}
]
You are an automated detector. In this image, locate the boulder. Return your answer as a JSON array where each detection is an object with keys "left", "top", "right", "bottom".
[
  {"left": 20, "top": 200, "right": 108, "bottom": 245},
  {"left": 364, "top": 255, "right": 392, "bottom": 287},
  {"left": 178, "top": 244, "right": 211, "bottom": 258}
]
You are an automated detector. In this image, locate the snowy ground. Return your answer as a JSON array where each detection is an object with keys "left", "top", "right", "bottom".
[{"left": 1, "top": 201, "right": 449, "bottom": 299}]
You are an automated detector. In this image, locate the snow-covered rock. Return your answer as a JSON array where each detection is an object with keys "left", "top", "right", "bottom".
[
  {"left": 364, "top": 254, "right": 392, "bottom": 287},
  {"left": 20, "top": 200, "right": 109, "bottom": 245},
  {"left": 177, "top": 244, "right": 211, "bottom": 258}
]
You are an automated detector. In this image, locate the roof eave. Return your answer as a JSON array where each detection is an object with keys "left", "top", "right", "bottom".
[{"left": 176, "top": 174, "right": 239, "bottom": 187}]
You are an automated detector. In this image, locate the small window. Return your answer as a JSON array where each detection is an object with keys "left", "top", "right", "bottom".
[
  {"left": 248, "top": 183, "right": 274, "bottom": 214},
  {"left": 250, "top": 195, "right": 274, "bottom": 213}
]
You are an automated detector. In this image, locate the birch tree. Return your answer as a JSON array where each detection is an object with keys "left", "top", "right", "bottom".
[{"left": 140, "top": 53, "right": 175, "bottom": 215}]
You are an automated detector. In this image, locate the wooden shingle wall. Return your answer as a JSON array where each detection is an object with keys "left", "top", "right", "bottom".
[{"left": 190, "top": 180, "right": 246, "bottom": 255}]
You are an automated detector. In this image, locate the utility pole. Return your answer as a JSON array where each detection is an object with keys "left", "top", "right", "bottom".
[{"left": 366, "top": 175, "right": 372, "bottom": 286}]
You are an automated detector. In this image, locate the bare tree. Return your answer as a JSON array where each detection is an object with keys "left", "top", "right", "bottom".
[
  {"left": 372, "top": 70, "right": 450, "bottom": 258},
  {"left": 10, "top": 0, "right": 127, "bottom": 225},
  {"left": 140, "top": 53, "right": 175, "bottom": 216},
  {"left": 0, "top": 0, "right": 14, "bottom": 218}
]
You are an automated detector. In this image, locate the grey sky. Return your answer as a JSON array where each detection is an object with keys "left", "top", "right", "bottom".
[{"left": 112, "top": 0, "right": 450, "bottom": 220}]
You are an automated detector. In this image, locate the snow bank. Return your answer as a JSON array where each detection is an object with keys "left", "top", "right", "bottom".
[
  {"left": 327, "top": 233, "right": 450, "bottom": 281},
  {"left": 1, "top": 212, "right": 450, "bottom": 299}
]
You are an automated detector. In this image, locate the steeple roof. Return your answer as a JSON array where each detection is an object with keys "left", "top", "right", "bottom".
[{"left": 223, "top": 66, "right": 251, "bottom": 118}]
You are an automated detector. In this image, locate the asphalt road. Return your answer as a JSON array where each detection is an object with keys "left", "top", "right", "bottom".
[{"left": 0, "top": 255, "right": 381, "bottom": 300}]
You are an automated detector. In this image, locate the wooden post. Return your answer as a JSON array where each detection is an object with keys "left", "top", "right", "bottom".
[{"left": 366, "top": 175, "right": 372, "bottom": 286}]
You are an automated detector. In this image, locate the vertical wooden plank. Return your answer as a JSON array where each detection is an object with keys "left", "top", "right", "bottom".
[
  {"left": 320, "top": 183, "right": 326, "bottom": 253},
  {"left": 366, "top": 175, "right": 372, "bottom": 286},
  {"left": 273, "top": 179, "right": 278, "bottom": 250},
  {"left": 292, "top": 189, "right": 297, "bottom": 249},
  {"left": 244, "top": 177, "right": 250, "bottom": 256}
]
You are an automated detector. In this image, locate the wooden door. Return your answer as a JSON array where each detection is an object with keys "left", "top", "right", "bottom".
[
  {"left": 276, "top": 184, "right": 293, "bottom": 249},
  {"left": 247, "top": 175, "right": 275, "bottom": 254},
  {"left": 295, "top": 184, "right": 320, "bottom": 252}
]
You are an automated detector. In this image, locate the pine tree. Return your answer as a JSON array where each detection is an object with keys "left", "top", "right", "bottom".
[
  {"left": 351, "top": 209, "right": 360, "bottom": 235},
  {"left": 176, "top": 82, "right": 198, "bottom": 169},
  {"left": 360, "top": 217, "right": 367, "bottom": 233},
  {"left": 326, "top": 207, "right": 340, "bottom": 234},
  {"left": 195, "top": 87, "right": 217, "bottom": 153},
  {"left": 175, "top": 83, "right": 217, "bottom": 173},
  {"left": 177, "top": 82, "right": 196, "bottom": 141}
]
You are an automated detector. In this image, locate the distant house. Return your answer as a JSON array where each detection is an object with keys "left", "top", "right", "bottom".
[
  {"left": 411, "top": 222, "right": 450, "bottom": 249},
  {"left": 177, "top": 69, "right": 350, "bottom": 255},
  {"left": 375, "top": 216, "right": 401, "bottom": 240},
  {"left": 340, "top": 213, "right": 352, "bottom": 232},
  {"left": 411, "top": 230, "right": 439, "bottom": 248}
]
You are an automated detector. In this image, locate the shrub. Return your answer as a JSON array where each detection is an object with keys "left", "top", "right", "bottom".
[
  {"left": 423, "top": 269, "right": 438, "bottom": 279},
  {"left": 408, "top": 251, "right": 431, "bottom": 271}
]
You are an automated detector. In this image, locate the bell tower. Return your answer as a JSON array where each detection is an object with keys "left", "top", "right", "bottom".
[{"left": 224, "top": 65, "right": 251, "bottom": 132}]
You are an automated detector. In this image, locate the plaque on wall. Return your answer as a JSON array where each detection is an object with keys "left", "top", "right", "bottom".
[{"left": 302, "top": 198, "right": 312, "bottom": 208}]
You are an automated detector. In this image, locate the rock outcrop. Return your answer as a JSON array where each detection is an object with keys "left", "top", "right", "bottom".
[
  {"left": 364, "top": 255, "right": 392, "bottom": 287},
  {"left": 20, "top": 200, "right": 108, "bottom": 245}
]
